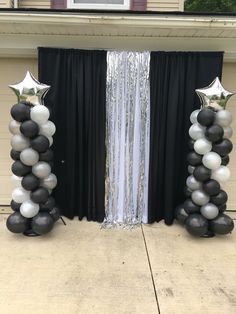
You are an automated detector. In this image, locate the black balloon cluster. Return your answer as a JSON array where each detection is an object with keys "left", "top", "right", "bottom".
[
  {"left": 7, "top": 100, "right": 60, "bottom": 236},
  {"left": 176, "top": 106, "right": 234, "bottom": 237}
]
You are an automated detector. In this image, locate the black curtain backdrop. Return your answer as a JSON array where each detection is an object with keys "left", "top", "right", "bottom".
[
  {"left": 149, "top": 51, "right": 223, "bottom": 225},
  {"left": 38, "top": 48, "right": 107, "bottom": 221}
]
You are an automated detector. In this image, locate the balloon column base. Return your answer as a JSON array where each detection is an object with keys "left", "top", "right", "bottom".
[
  {"left": 23, "top": 229, "right": 40, "bottom": 237},
  {"left": 201, "top": 231, "right": 215, "bottom": 238}
]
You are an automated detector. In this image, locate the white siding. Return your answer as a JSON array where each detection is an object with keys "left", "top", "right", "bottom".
[
  {"left": 0, "top": 0, "right": 11, "bottom": 8},
  {"left": 147, "top": 0, "right": 183, "bottom": 11},
  {"left": 19, "top": 0, "right": 50, "bottom": 8}
]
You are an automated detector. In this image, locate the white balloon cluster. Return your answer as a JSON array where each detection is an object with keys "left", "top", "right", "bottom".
[
  {"left": 7, "top": 72, "right": 59, "bottom": 235},
  {"left": 176, "top": 77, "right": 235, "bottom": 237}
]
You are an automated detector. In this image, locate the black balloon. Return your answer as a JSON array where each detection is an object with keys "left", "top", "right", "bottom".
[
  {"left": 39, "top": 149, "right": 54, "bottom": 162},
  {"left": 40, "top": 196, "right": 55, "bottom": 211},
  {"left": 197, "top": 108, "right": 215, "bottom": 127},
  {"left": 31, "top": 135, "right": 49, "bottom": 153},
  {"left": 188, "top": 139, "right": 195, "bottom": 151},
  {"left": 175, "top": 205, "right": 188, "bottom": 224},
  {"left": 209, "top": 214, "right": 234, "bottom": 235},
  {"left": 205, "top": 124, "right": 224, "bottom": 143},
  {"left": 10, "top": 102, "right": 31, "bottom": 122},
  {"left": 10, "top": 200, "right": 21, "bottom": 211},
  {"left": 30, "top": 187, "right": 49, "bottom": 204},
  {"left": 187, "top": 151, "right": 202, "bottom": 166},
  {"left": 185, "top": 214, "right": 209, "bottom": 237},
  {"left": 6, "top": 212, "right": 29, "bottom": 233},
  {"left": 211, "top": 190, "right": 228, "bottom": 206},
  {"left": 212, "top": 139, "right": 233, "bottom": 157},
  {"left": 31, "top": 212, "right": 54, "bottom": 235},
  {"left": 193, "top": 165, "right": 211, "bottom": 182},
  {"left": 20, "top": 120, "right": 39, "bottom": 138},
  {"left": 11, "top": 160, "right": 31, "bottom": 177},
  {"left": 221, "top": 155, "right": 230, "bottom": 166},
  {"left": 183, "top": 199, "right": 200, "bottom": 214},
  {"left": 218, "top": 204, "right": 227, "bottom": 213},
  {"left": 202, "top": 179, "right": 221, "bottom": 196},
  {"left": 184, "top": 186, "right": 192, "bottom": 198},
  {"left": 10, "top": 149, "right": 20, "bottom": 161},
  {"left": 21, "top": 174, "right": 40, "bottom": 191},
  {"left": 50, "top": 207, "right": 60, "bottom": 222}
]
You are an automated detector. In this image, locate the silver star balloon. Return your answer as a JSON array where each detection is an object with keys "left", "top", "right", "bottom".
[
  {"left": 9, "top": 71, "right": 50, "bottom": 106},
  {"left": 195, "top": 77, "right": 234, "bottom": 110}
]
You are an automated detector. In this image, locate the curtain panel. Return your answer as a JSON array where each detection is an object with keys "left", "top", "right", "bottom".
[
  {"left": 38, "top": 47, "right": 107, "bottom": 221},
  {"left": 148, "top": 51, "right": 224, "bottom": 225}
]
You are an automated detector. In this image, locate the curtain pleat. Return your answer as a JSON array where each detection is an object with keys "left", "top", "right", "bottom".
[
  {"left": 148, "top": 51, "right": 224, "bottom": 225},
  {"left": 38, "top": 48, "right": 107, "bottom": 221}
]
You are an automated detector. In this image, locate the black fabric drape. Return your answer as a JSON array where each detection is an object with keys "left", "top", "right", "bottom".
[
  {"left": 149, "top": 51, "right": 223, "bottom": 225},
  {"left": 38, "top": 48, "right": 107, "bottom": 221}
]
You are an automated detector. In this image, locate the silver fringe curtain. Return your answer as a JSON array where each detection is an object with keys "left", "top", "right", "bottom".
[{"left": 103, "top": 51, "right": 150, "bottom": 228}]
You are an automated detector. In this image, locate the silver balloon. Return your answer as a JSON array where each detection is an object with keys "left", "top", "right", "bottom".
[
  {"left": 39, "top": 121, "right": 56, "bottom": 137},
  {"left": 190, "top": 109, "right": 200, "bottom": 124},
  {"left": 188, "top": 165, "right": 195, "bottom": 174},
  {"left": 11, "top": 134, "right": 30, "bottom": 152},
  {"left": 9, "top": 120, "right": 21, "bottom": 135},
  {"left": 10, "top": 175, "right": 22, "bottom": 187},
  {"left": 191, "top": 189, "right": 210, "bottom": 206},
  {"left": 12, "top": 187, "right": 30, "bottom": 203},
  {"left": 30, "top": 105, "right": 50, "bottom": 125},
  {"left": 211, "top": 166, "right": 231, "bottom": 183},
  {"left": 201, "top": 203, "right": 219, "bottom": 220},
  {"left": 186, "top": 175, "right": 202, "bottom": 191},
  {"left": 9, "top": 71, "right": 50, "bottom": 106},
  {"left": 32, "top": 162, "right": 51, "bottom": 179},
  {"left": 41, "top": 173, "right": 57, "bottom": 190},
  {"left": 202, "top": 152, "right": 221, "bottom": 170},
  {"left": 47, "top": 136, "right": 53, "bottom": 147},
  {"left": 223, "top": 126, "right": 233, "bottom": 139},
  {"left": 195, "top": 77, "right": 234, "bottom": 110},
  {"left": 189, "top": 123, "right": 206, "bottom": 140},
  {"left": 20, "top": 200, "right": 39, "bottom": 218},
  {"left": 194, "top": 138, "right": 212, "bottom": 155},
  {"left": 215, "top": 110, "right": 233, "bottom": 127},
  {"left": 20, "top": 148, "right": 39, "bottom": 166}
]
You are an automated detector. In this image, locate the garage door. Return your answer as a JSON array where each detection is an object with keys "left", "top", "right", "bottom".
[{"left": 0, "top": 58, "right": 37, "bottom": 205}]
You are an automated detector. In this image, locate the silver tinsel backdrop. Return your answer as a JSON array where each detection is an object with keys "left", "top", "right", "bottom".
[{"left": 103, "top": 51, "right": 150, "bottom": 228}]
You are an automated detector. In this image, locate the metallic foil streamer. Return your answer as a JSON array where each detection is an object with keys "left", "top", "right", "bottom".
[{"left": 102, "top": 51, "right": 150, "bottom": 229}]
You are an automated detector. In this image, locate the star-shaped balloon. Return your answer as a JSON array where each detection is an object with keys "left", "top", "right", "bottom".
[
  {"left": 195, "top": 77, "right": 234, "bottom": 110},
  {"left": 9, "top": 71, "right": 50, "bottom": 106}
]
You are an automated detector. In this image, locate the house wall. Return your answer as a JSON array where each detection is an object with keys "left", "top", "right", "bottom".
[
  {"left": 0, "top": 57, "right": 235, "bottom": 211},
  {"left": 147, "top": 0, "right": 183, "bottom": 11},
  {"left": 19, "top": 0, "right": 50, "bottom": 9}
]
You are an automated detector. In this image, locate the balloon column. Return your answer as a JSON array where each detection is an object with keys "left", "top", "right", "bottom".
[
  {"left": 6, "top": 72, "right": 60, "bottom": 236},
  {"left": 176, "top": 77, "right": 235, "bottom": 237}
]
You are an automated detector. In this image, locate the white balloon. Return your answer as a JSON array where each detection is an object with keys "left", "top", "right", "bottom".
[
  {"left": 194, "top": 138, "right": 212, "bottom": 155},
  {"left": 11, "top": 134, "right": 30, "bottom": 151},
  {"left": 32, "top": 162, "right": 51, "bottom": 179},
  {"left": 202, "top": 152, "right": 221, "bottom": 170},
  {"left": 211, "top": 166, "right": 231, "bottom": 183},
  {"left": 12, "top": 187, "right": 30, "bottom": 203},
  {"left": 41, "top": 173, "right": 57, "bottom": 190},
  {"left": 39, "top": 121, "right": 56, "bottom": 137},
  {"left": 20, "top": 148, "right": 39, "bottom": 166},
  {"left": 223, "top": 126, "right": 233, "bottom": 139},
  {"left": 191, "top": 190, "right": 210, "bottom": 206},
  {"left": 30, "top": 105, "right": 50, "bottom": 125},
  {"left": 186, "top": 175, "right": 202, "bottom": 191},
  {"left": 190, "top": 109, "right": 200, "bottom": 124},
  {"left": 47, "top": 136, "right": 53, "bottom": 147},
  {"left": 9, "top": 120, "right": 21, "bottom": 135},
  {"left": 20, "top": 200, "right": 39, "bottom": 218},
  {"left": 189, "top": 123, "right": 206, "bottom": 140},
  {"left": 215, "top": 110, "right": 233, "bottom": 127},
  {"left": 10, "top": 175, "right": 22, "bottom": 187},
  {"left": 200, "top": 203, "right": 219, "bottom": 220}
]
